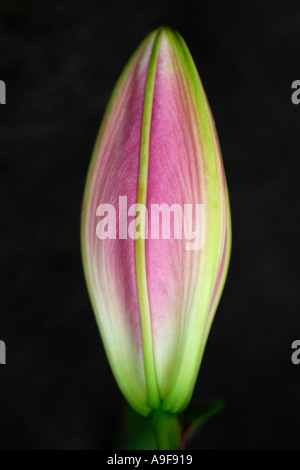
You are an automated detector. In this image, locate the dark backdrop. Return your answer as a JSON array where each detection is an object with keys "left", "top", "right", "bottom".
[{"left": 0, "top": 0, "right": 299, "bottom": 450}]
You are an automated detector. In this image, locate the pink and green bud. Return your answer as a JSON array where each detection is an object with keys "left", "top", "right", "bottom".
[{"left": 81, "top": 28, "right": 231, "bottom": 416}]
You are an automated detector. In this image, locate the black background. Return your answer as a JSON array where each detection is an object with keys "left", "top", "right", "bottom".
[{"left": 0, "top": 0, "right": 299, "bottom": 450}]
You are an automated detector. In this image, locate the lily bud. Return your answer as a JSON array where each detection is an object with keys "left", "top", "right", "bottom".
[{"left": 81, "top": 28, "right": 231, "bottom": 416}]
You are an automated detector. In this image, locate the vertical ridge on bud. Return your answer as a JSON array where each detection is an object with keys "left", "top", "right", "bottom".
[{"left": 135, "top": 29, "right": 162, "bottom": 410}]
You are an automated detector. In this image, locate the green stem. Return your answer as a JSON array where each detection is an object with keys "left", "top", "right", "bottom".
[{"left": 151, "top": 409, "right": 182, "bottom": 450}]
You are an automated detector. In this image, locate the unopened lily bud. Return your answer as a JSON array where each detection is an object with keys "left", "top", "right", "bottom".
[{"left": 81, "top": 28, "right": 231, "bottom": 416}]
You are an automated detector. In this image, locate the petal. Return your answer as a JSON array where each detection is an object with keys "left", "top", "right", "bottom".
[
  {"left": 81, "top": 31, "right": 158, "bottom": 415},
  {"left": 153, "top": 30, "right": 231, "bottom": 412},
  {"left": 146, "top": 31, "right": 203, "bottom": 400}
]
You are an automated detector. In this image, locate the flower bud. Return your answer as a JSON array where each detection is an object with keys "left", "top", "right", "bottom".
[{"left": 81, "top": 28, "right": 231, "bottom": 416}]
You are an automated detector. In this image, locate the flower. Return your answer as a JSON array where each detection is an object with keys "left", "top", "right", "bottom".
[{"left": 81, "top": 27, "right": 231, "bottom": 416}]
